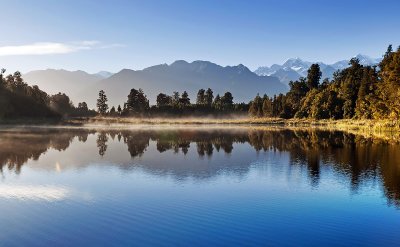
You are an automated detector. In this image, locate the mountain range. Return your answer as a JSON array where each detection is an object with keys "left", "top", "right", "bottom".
[
  {"left": 22, "top": 55, "right": 382, "bottom": 109},
  {"left": 23, "top": 61, "right": 286, "bottom": 109},
  {"left": 254, "top": 54, "right": 382, "bottom": 84}
]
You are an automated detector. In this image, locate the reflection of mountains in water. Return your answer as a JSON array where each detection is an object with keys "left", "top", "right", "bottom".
[{"left": 0, "top": 127, "right": 399, "bottom": 206}]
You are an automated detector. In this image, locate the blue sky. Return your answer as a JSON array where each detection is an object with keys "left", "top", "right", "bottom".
[{"left": 0, "top": 0, "right": 399, "bottom": 73}]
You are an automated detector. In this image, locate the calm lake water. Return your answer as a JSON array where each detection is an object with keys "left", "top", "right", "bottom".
[{"left": 0, "top": 126, "right": 399, "bottom": 246}]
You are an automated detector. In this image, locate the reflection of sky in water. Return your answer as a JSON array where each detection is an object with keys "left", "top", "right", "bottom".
[
  {"left": 0, "top": 185, "right": 69, "bottom": 201},
  {"left": 0, "top": 127, "right": 399, "bottom": 246}
]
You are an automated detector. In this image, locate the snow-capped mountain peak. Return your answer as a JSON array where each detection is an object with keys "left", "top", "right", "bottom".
[
  {"left": 353, "top": 54, "right": 381, "bottom": 65},
  {"left": 254, "top": 54, "right": 381, "bottom": 85}
]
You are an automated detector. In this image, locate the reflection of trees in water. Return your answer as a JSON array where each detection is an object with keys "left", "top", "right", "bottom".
[
  {"left": 120, "top": 129, "right": 245, "bottom": 157},
  {"left": 196, "top": 142, "right": 214, "bottom": 157},
  {"left": 0, "top": 129, "right": 91, "bottom": 174},
  {"left": 246, "top": 129, "right": 400, "bottom": 207},
  {"left": 96, "top": 132, "right": 108, "bottom": 157},
  {"left": 0, "top": 127, "right": 399, "bottom": 206},
  {"left": 123, "top": 131, "right": 150, "bottom": 158}
]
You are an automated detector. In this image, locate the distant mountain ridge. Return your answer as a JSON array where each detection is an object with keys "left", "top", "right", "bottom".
[
  {"left": 23, "top": 69, "right": 114, "bottom": 105},
  {"left": 89, "top": 60, "right": 286, "bottom": 108},
  {"left": 24, "top": 61, "right": 286, "bottom": 109},
  {"left": 254, "top": 54, "right": 382, "bottom": 84}
]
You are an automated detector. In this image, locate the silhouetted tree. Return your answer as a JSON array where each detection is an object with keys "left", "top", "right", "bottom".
[
  {"left": 50, "top": 93, "right": 74, "bottom": 115},
  {"left": 97, "top": 90, "right": 108, "bottom": 115},
  {"left": 172, "top": 91, "right": 180, "bottom": 106},
  {"left": 180, "top": 91, "right": 191, "bottom": 106},
  {"left": 205, "top": 88, "right": 214, "bottom": 107},
  {"left": 221, "top": 92, "right": 233, "bottom": 110},
  {"left": 109, "top": 106, "right": 116, "bottom": 116},
  {"left": 126, "top": 88, "right": 149, "bottom": 116},
  {"left": 196, "top": 89, "right": 206, "bottom": 105},
  {"left": 213, "top": 94, "right": 222, "bottom": 110},
  {"left": 156, "top": 93, "right": 172, "bottom": 107}
]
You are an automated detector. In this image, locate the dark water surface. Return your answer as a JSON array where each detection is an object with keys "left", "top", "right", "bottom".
[{"left": 0, "top": 126, "right": 399, "bottom": 246}]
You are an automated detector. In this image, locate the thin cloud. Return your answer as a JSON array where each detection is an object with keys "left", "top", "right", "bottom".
[{"left": 0, "top": 41, "right": 123, "bottom": 56}]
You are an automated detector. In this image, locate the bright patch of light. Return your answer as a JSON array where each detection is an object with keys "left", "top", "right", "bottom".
[{"left": 0, "top": 185, "right": 70, "bottom": 201}]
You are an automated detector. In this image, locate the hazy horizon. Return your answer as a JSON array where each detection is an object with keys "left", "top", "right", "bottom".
[{"left": 12, "top": 53, "right": 382, "bottom": 75}]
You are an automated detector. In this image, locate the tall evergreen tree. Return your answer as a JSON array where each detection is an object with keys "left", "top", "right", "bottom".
[
  {"left": 306, "top": 64, "right": 322, "bottom": 90},
  {"left": 196, "top": 89, "right": 205, "bottom": 105},
  {"left": 205, "top": 88, "right": 214, "bottom": 107},
  {"left": 213, "top": 94, "right": 222, "bottom": 110},
  {"left": 262, "top": 96, "right": 273, "bottom": 117},
  {"left": 0, "top": 68, "right": 5, "bottom": 88},
  {"left": 221, "top": 92, "right": 233, "bottom": 110},
  {"left": 378, "top": 46, "right": 400, "bottom": 118},
  {"left": 340, "top": 58, "right": 363, "bottom": 118},
  {"left": 109, "top": 106, "right": 116, "bottom": 115},
  {"left": 97, "top": 90, "right": 108, "bottom": 115},
  {"left": 172, "top": 92, "right": 180, "bottom": 106},
  {"left": 180, "top": 91, "right": 191, "bottom": 105},
  {"left": 384, "top": 44, "right": 393, "bottom": 59},
  {"left": 249, "top": 94, "right": 263, "bottom": 117}
]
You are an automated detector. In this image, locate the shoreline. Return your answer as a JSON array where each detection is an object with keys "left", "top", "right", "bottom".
[
  {"left": 68, "top": 116, "right": 400, "bottom": 128},
  {"left": 1, "top": 117, "right": 400, "bottom": 141},
  {"left": 73, "top": 117, "right": 400, "bottom": 140}
]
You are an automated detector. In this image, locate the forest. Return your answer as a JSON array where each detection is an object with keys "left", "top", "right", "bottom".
[
  {"left": 0, "top": 44, "right": 399, "bottom": 121},
  {"left": 0, "top": 70, "right": 96, "bottom": 119},
  {"left": 248, "top": 45, "right": 400, "bottom": 120}
]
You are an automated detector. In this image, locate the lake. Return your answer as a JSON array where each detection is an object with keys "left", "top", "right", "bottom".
[{"left": 0, "top": 126, "right": 399, "bottom": 246}]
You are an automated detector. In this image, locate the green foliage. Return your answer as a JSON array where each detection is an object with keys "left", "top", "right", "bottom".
[
  {"left": 262, "top": 96, "right": 273, "bottom": 117},
  {"left": 252, "top": 45, "right": 400, "bottom": 121},
  {"left": 285, "top": 78, "right": 309, "bottom": 117},
  {"left": 354, "top": 67, "right": 378, "bottom": 119},
  {"left": 221, "top": 92, "right": 234, "bottom": 110},
  {"left": 249, "top": 94, "right": 263, "bottom": 117},
  {"left": 306, "top": 64, "right": 322, "bottom": 89},
  {"left": 378, "top": 45, "right": 400, "bottom": 119}
]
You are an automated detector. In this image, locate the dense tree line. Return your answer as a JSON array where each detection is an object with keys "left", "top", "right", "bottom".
[
  {"left": 0, "top": 69, "right": 96, "bottom": 119},
  {"left": 249, "top": 45, "right": 400, "bottom": 120},
  {"left": 96, "top": 87, "right": 249, "bottom": 117},
  {"left": 0, "top": 70, "right": 58, "bottom": 119}
]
